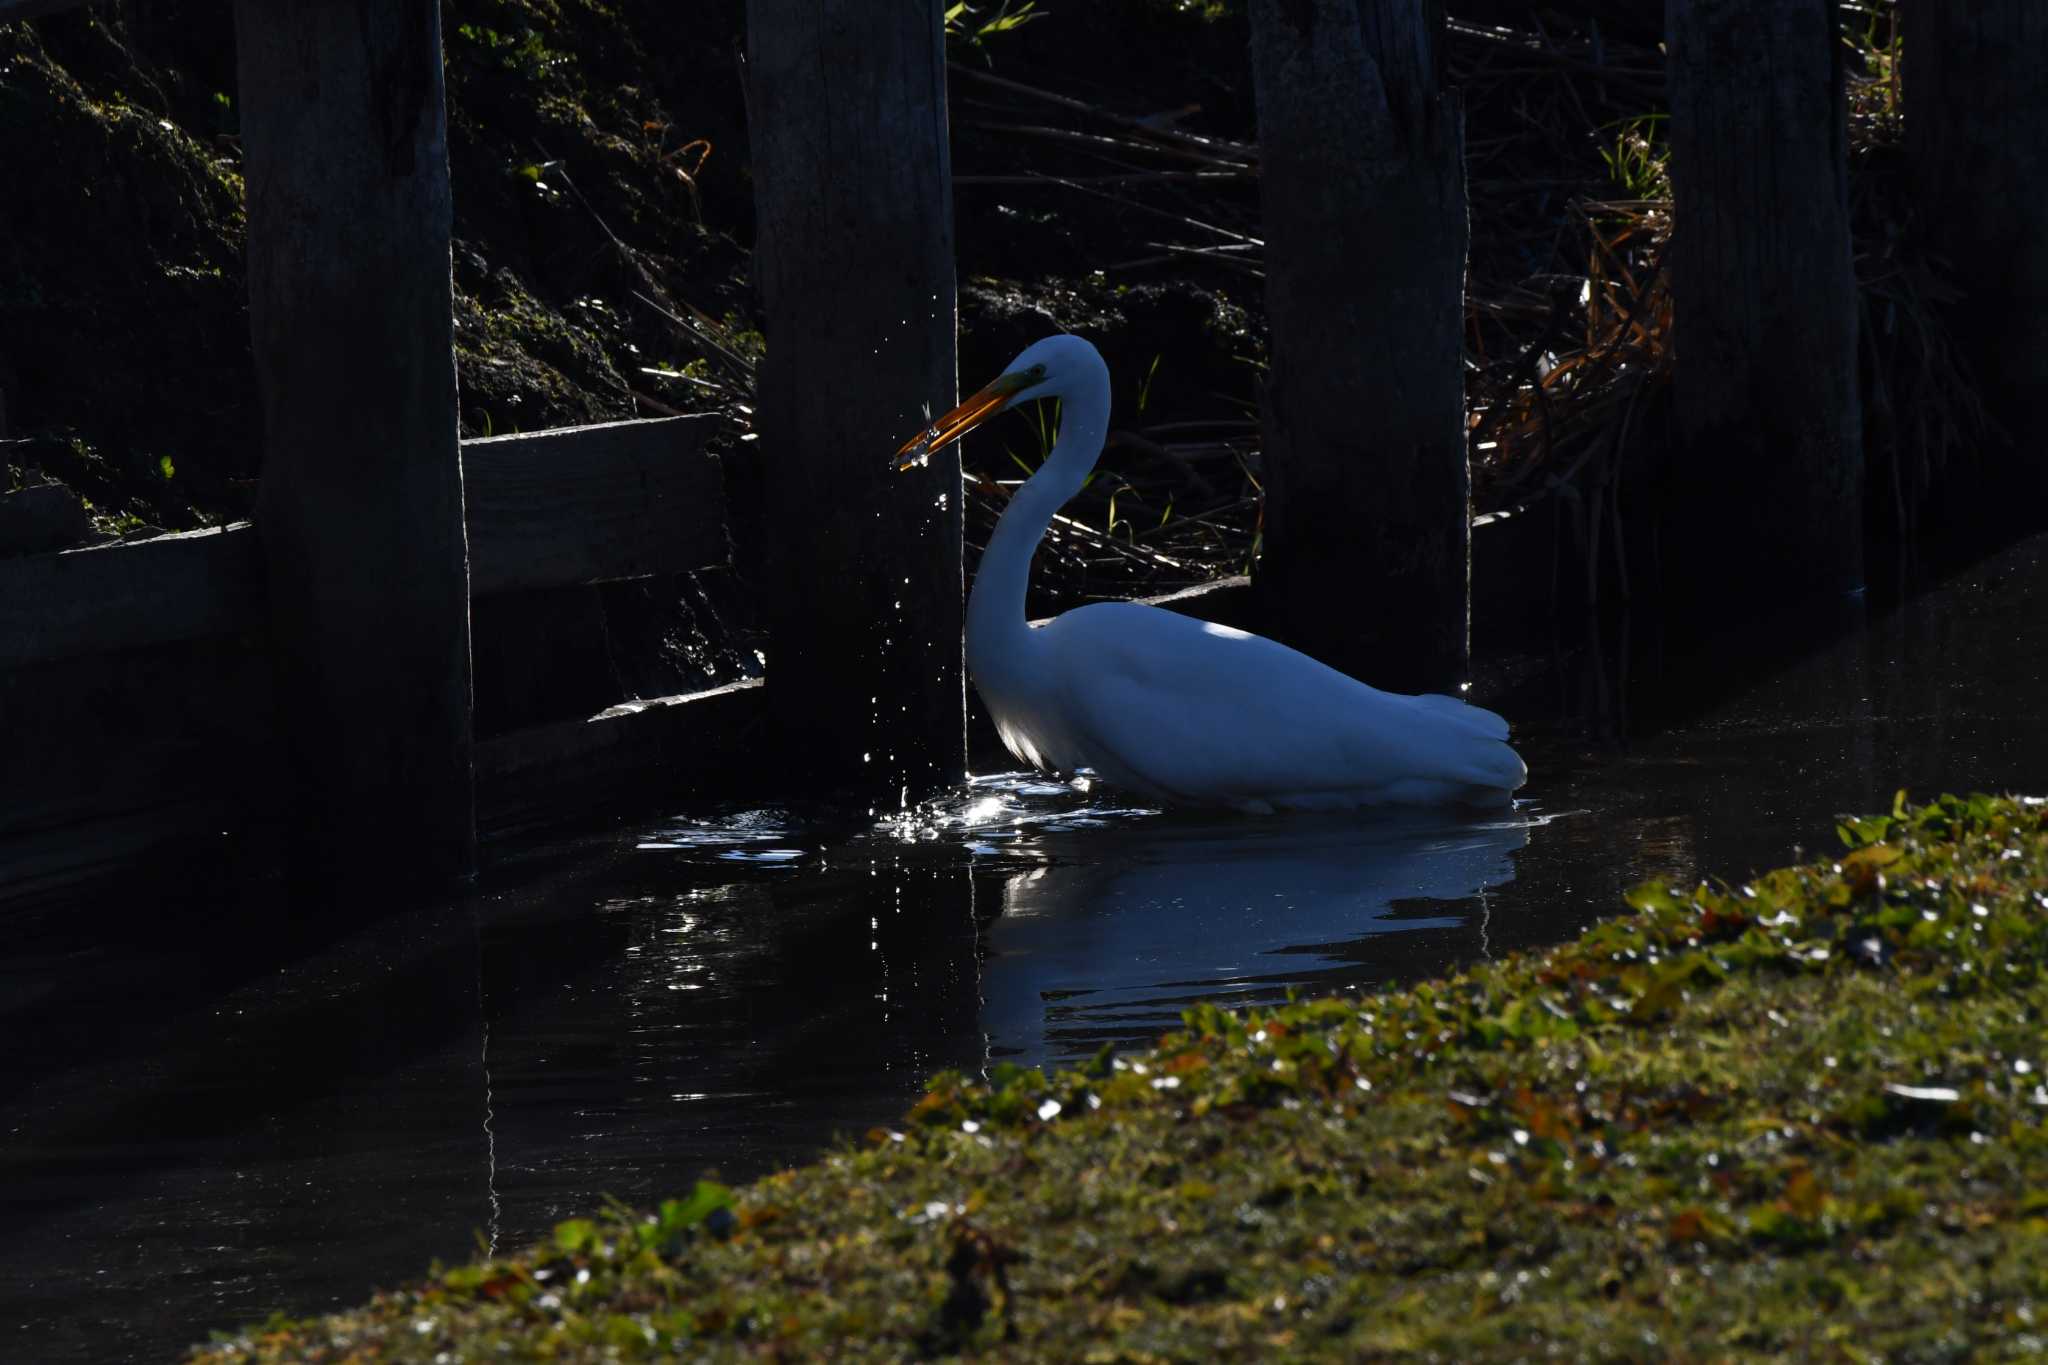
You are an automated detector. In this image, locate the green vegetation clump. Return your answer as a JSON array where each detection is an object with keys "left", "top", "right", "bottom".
[
  {"left": 1, "top": 1, "right": 761, "bottom": 533},
  {"left": 0, "top": 14, "right": 251, "bottom": 528},
  {"left": 192, "top": 792, "right": 2048, "bottom": 1361}
]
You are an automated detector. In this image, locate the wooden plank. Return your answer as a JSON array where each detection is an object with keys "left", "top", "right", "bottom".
[
  {"left": 464, "top": 414, "right": 724, "bottom": 596},
  {"left": 0, "top": 633, "right": 279, "bottom": 912},
  {"left": 0, "top": 525, "right": 262, "bottom": 670},
  {"left": 0, "top": 418, "right": 726, "bottom": 668},
  {"left": 476, "top": 677, "right": 766, "bottom": 833},
  {"left": 0, "top": 803, "right": 244, "bottom": 914},
  {"left": 0, "top": 0, "right": 96, "bottom": 20},
  {"left": 1030, "top": 575, "right": 1256, "bottom": 632},
  {"left": 747, "top": 0, "right": 966, "bottom": 798},
  {"left": 0, "top": 646, "right": 765, "bottom": 911},
  {"left": 1134, "top": 574, "right": 1253, "bottom": 626}
]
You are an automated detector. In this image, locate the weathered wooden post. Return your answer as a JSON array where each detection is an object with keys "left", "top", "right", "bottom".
[
  {"left": 745, "top": 0, "right": 965, "bottom": 798},
  {"left": 1664, "top": 0, "right": 1863, "bottom": 602},
  {"left": 1246, "top": 0, "right": 1470, "bottom": 695},
  {"left": 234, "top": 0, "right": 475, "bottom": 885},
  {"left": 1905, "top": 2, "right": 2048, "bottom": 505}
]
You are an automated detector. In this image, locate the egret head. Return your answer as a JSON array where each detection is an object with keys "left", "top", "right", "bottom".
[{"left": 893, "top": 334, "right": 1103, "bottom": 470}]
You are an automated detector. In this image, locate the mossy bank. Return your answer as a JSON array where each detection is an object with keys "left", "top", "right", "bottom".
[{"left": 191, "top": 793, "right": 2048, "bottom": 1362}]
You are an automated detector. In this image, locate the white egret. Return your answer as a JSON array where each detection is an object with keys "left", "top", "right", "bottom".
[{"left": 896, "top": 334, "right": 1526, "bottom": 812}]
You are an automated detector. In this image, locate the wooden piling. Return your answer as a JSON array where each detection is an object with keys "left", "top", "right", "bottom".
[
  {"left": 1664, "top": 0, "right": 1863, "bottom": 602},
  {"left": 745, "top": 0, "right": 965, "bottom": 799},
  {"left": 233, "top": 0, "right": 474, "bottom": 886},
  {"left": 1246, "top": 0, "right": 1471, "bottom": 695},
  {"left": 1904, "top": 1, "right": 2048, "bottom": 509}
]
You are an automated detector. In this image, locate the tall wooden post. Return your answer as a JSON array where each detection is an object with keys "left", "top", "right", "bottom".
[
  {"left": 235, "top": 0, "right": 475, "bottom": 885},
  {"left": 1905, "top": 2, "right": 2048, "bottom": 505},
  {"left": 1665, "top": 0, "right": 1863, "bottom": 602},
  {"left": 1246, "top": 0, "right": 1470, "bottom": 695},
  {"left": 746, "top": 0, "right": 965, "bottom": 798}
]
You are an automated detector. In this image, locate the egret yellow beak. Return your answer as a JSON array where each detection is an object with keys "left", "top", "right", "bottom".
[{"left": 893, "top": 369, "right": 1034, "bottom": 471}]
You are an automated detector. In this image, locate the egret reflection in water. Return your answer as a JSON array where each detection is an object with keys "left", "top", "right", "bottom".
[{"left": 979, "top": 810, "right": 1531, "bottom": 1063}]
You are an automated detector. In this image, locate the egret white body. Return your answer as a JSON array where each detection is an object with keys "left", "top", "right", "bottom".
[{"left": 899, "top": 335, "right": 1527, "bottom": 813}]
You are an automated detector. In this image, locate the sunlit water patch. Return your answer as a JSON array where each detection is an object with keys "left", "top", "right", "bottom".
[
  {"left": 872, "top": 770, "right": 1163, "bottom": 849},
  {"left": 635, "top": 807, "right": 796, "bottom": 855},
  {"left": 629, "top": 772, "right": 1164, "bottom": 868}
]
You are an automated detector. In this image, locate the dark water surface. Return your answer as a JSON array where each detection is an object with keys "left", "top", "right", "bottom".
[{"left": 5, "top": 532, "right": 2045, "bottom": 1361}]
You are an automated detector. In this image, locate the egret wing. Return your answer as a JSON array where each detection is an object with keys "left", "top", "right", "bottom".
[{"left": 1040, "top": 604, "right": 1505, "bottom": 805}]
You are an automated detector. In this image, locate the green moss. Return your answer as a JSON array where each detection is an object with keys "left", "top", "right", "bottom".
[
  {"left": 0, "top": 18, "right": 253, "bottom": 523},
  {"left": 5, "top": 1, "right": 761, "bottom": 528},
  {"left": 453, "top": 267, "right": 635, "bottom": 436},
  {"left": 189, "top": 794, "right": 2048, "bottom": 1362}
]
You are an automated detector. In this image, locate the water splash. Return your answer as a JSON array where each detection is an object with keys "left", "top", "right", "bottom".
[
  {"left": 900, "top": 426, "right": 939, "bottom": 469},
  {"left": 871, "top": 771, "right": 1158, "bottom": 845}
]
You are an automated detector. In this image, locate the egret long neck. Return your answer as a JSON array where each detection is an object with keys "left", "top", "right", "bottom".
[{"left": 966, "top": 377, "right": 1110, "bottom": 674}]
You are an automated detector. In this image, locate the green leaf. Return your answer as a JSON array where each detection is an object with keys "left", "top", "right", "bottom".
[
  {"left": 1624, "top": 882, "right": 1679, "bottom": 915},
  {"left": 657, "top": 1180, "right": 734, "bottom": 1237},
  {"left": 1624, "top": 963, "right": 1691, "bottom": 1022},
  {"left": 1136, "top": 353, "right": 1162, "bottom": 414}
]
